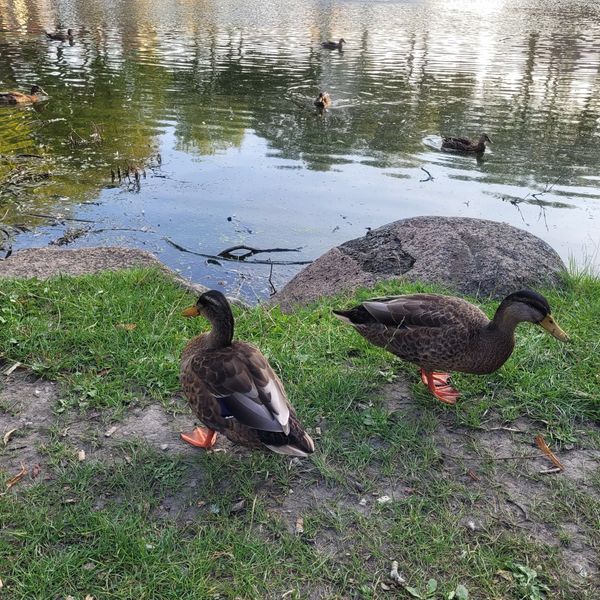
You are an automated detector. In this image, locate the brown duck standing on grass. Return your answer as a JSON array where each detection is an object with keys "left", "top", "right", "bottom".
[
  {"left": 333, "top": 290, "right": 568, "bottom": 404},
  {"left": 314, "top": 92, "right": 332, "bottom": 109},
  {"left": 0, "top": 85, "right": 48, "bottom": 105},
  {"left": 180, "top": 290, "right": 315, "bottom": 456},
  {"left": 321, "top": 38, "right": 346, "bottom": 50},
  {"left": 442, "top": 133, "right": 492, "bottom": 154}
]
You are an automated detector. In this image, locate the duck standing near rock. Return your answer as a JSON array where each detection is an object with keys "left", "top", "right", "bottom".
[
  {"left": 0, "top": 85, "right": 48, "bottom": 105},
  {"left": 334, "top": 290, "right": 568, "bottom": 404},
  {"left": 179, "top": 291, "right": 315, "bottom": 456}
]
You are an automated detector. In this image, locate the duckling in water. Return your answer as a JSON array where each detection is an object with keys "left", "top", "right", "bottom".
[{"left": 0, "top": 85, "right": 48, "bottom": 105}]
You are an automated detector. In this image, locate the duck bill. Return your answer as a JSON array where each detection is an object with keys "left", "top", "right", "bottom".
[
  {"left": 538, "top": 315, "right": 569, "bottom": 341},
  {"left": 182, "top": 305, "right": 200, "bottom": 317}
]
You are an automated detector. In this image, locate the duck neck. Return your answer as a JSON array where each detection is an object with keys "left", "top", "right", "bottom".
[
  {"left": 204, "top": 312, "right": 234, "bottom": 349},
  {"left": 488, "top": 302, "right": 523, "bottom": 340}
]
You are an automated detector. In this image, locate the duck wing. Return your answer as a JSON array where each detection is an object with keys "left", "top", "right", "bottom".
[
  {"left": 188, "top": 343, "right": 291, "bottom": 434},
  {"left": 360, "top": 294, "right": 475, "bottom": 329}
]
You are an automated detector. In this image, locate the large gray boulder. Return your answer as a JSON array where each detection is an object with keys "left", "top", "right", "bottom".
[{"left": 273, "top": 216, "right": 566, "bottom": 311}]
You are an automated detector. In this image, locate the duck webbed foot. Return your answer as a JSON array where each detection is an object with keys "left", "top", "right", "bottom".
[
  {"left": 180, "top": 427, "right": 218, "bottom": 448},
  {"left": 420, "top": 369, "right": 460, "bottom": 405}
]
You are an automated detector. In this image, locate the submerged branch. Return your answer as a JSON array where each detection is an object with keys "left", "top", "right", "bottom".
[{"left": 164, "top": 238, "right": 312, "bottom": 266}]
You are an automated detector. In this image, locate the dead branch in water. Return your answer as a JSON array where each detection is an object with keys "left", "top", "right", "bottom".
[
  {"left": 218, "top": 244, "right": 302, "bottom": 260},
  {"left": 419, "top": 167, "right": 434, "bottom": 182},
  {"left": 21, "top": 212, "right": 95, "bottom": 223},
  {"left": 164, "top": 238, "right": 312, "bottom": 266}
]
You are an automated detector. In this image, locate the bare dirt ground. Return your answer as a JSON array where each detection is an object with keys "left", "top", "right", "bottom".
[{"left": 1, "top": 371, "right": 598, "bottom": 591}]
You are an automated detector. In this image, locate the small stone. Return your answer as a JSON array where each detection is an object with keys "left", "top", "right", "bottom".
[
  {"left": 377, "top": 495, "right": 392, "bottom": 505},
  {"left": 358, "top": 498, "right": 368, "bottom": 506},
  {"left": 104, "top": 425, "right": 117, "bottom": 437},
  {"left": 160, "top": 444, "right": 168, "bottom": 451}
]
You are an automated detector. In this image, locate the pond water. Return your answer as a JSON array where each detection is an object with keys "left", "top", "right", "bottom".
[{"left": 1, "top": 0, "right": 600, "bottom": 300}]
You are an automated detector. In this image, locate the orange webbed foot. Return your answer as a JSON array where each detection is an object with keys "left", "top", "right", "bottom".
[
  {"left": 180, "top": 427, "right": 218, "bottom": 448},
  {"left": 420, "top": 369, "right": 460, "bottom": 405}
]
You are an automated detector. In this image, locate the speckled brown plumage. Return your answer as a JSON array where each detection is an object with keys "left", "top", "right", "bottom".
[
  {"left": 334, "top": 290, "right": 568, "bottom": 393},
  {"left": 442, "top": 133, "right": 492, "bottom": 154},
  {"left": 180, "top": 291, "right": 315, "bottom": 456}
]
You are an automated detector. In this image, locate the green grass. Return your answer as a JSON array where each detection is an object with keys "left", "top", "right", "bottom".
[{"left": 0, "top": 268, "right": 599, "bottom": 599}]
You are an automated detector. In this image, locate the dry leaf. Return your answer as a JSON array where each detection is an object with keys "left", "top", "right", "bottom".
[
  {"left": 3, "top": 428, "right": 17, "bottom": 446},
  {"left": 294, "top": 516, "right": 304, "bottom": 534},
  {"left": 78, "top": 449, "right": 86, "bottom": 462},
  {"left": 104, "top": 426, "right": 117, "bottom": 437},
  {"left": 30, "top": 464, "right": 42, "bottom": 479},
  {"left": 116, "top": 323, "right": 137, "bottom": 331},
  {"left": 6, "top": 465, "right": 28, "bottom": 490},
  {"left": 534, "top": 435, "right": 564, "bottom": 471},
  {"left": 85, "top": 595, "right": 94, "bottom": 600},
  {"left": 96, "top": 368, "right": 111, "bottom": 377}
]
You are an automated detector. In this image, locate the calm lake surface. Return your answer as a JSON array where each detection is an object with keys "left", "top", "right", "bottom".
[{"left": 1, "top": 0, "right": 600, "bottom": 299}]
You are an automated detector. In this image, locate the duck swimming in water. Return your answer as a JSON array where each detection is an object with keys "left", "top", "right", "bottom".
[
  {"left": 314, "top": 92, "right": 332, "bottom": 109},
  {"left": 321, "top": 38, "right": 346, "bottom": 50},
  {"left": 442, "top": 133, "right": 492, "bottom": 154},
  {"left": 0, "top": 85, "right": 48, "bottom": 105},
  {"left": 46, "top": 28, "right": 73, "bottom": 41}
]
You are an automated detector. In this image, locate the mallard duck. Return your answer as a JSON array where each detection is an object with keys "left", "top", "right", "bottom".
[
  {"left": 333, "top": 290, "right": 568, "bottom": 404},
  {"left": 0, "top": 85, "right": 48, "bottom": 105},
  {"left": 179, "top": 290, "right": 315, "bottom": 456},
  {"left": 314, "top": 92, "right": 332, "bottom": 109},
  {"left": 321, "top": 38, "right": 346, "bottom": 50},
  {"left": 442, "top": 133, "right": 492, "bottom": 154},
  {"left": 46, "top": 28, "right": 73, "bottom": 41}
]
